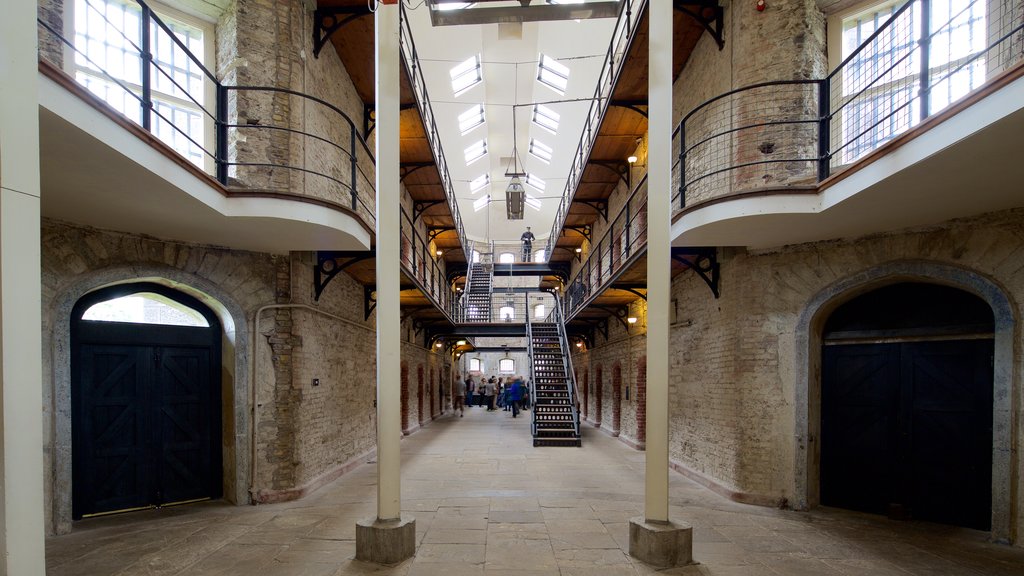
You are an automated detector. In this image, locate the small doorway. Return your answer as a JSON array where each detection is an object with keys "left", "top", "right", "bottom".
[
  {"left": 72, "top": 283, "right": 222, "bottom": 519},
  {"left": 821, "top": 282, "right": 993, "bottom": 530}
]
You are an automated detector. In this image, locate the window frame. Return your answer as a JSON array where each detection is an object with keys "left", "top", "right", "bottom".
[
  {"left": 499, "top": 358, "right": 515, "bottom": 373},
  {"left": 67, "top": 0, "right": 217, "bottom": 172}
]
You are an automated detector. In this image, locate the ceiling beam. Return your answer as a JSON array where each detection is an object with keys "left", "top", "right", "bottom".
[{"left": 428, "top": 1, "right": 621, "bottom": 26}]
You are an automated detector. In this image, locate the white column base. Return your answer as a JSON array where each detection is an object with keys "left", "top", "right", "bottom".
[{"left": 628, "top": 516, "right": 693, "bottom": 567}]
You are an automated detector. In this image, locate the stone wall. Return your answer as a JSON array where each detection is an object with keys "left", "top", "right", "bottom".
[{"left": 573, "top": 207, "right": 1024, "bottom": 543}]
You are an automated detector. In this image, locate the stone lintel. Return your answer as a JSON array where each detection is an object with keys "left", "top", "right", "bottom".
[
  {"left": 355, "top": 516, "right": 416, "bottom": 565},
  {"left": 628, "top": 516, "right": 693, "bottom": 567}
]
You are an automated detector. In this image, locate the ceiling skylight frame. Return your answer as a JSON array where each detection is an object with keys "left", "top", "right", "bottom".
[
  {"left": 473, "top": 194, "right": 490, "bottom": 212},
  {"left": 537, "top": 53, "right": 570, "bottom": 95},
  {"left": 529, "top": 138, "right": 553, "bottom": 163},
  {"left": 463, "top": 139, "right": 488, "bottom": 165},
  {"left": 525, "top": 173, "right": 545, "bottom": 192},
  {"left": 458, "top": 103, "right": 486, "bottom": 135},
  {"left": 532, "top": 104, "right": 560, "bottom": 134},
  {"left": 450, "top": 55, "right": 483, "bottom": 97},
  {"left": 525, "top": 194, "right": 543, "bottom": 211},
  {"left": 469, "top": 173, "right": 490, "bottom": 194}
]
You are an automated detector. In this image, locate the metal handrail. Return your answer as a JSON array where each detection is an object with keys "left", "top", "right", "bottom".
[
  {"left": 544, "top": 0, "right": 648, "bottom": 262},
  {"left": 37, "top": 0, "right": 377, "bottom": 225},
  {"left": 672, "top": 0, "right": 1024, "bottom": 209},
  {"left": 398, "top": 3, "right": 472, "bottom": 262},
  {"left": 526, "top": 310, "right": 538, "bottom": 437},
  {"left": 551, "top": 292, "right": 581, "bottom": 437}
]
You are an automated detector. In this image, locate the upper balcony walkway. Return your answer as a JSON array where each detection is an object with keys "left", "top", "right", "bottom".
[{"left": 670, "top": 0, "right": 1024, "bottom": 249}]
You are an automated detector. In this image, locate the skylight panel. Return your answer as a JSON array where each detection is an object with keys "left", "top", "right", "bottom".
[
  {"left": 529, "top": 138, "right": 553, "bottom": 163},
  {"left": 458, "top": 104, "right": 485, "bottom": 135},
  {"left": 533, "top": 104, "right": 560, "bottom": 134},
  {"left": 463, "top": 139, "right": 487, "bottom": 165},
  {"left": 525, "top": 194, "right": 542, "bottom": 211},
  {"left": 537, "top": 54, "right": 570, "bottom": 95},
  {"left": 469, "top": 173, "right": 490, "bottom": 194},
  {"left": 450, "top": 55, "right": 483, "bottom": 97},
  {"left": 473, "top": 194, "right": 490, "bottom": 212},
  {"left": 526, "top": 173, "right": 545, "bottom": 192}
]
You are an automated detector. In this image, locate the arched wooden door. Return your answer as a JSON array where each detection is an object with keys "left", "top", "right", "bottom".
[
  {"left": 821, "top": 282, "right": 993, "bottom": 530},
  {"left": 72, "top": 283, "right": 222, "bottom": 519}
]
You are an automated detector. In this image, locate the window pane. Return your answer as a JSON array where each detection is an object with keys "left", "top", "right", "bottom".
[{"left": 82, "top": 293, "right": 209, "bottom": 326}]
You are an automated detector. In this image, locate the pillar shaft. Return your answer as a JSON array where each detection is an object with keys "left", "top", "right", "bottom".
[
  {"left": 0, "top": 0, "right": 46, "bottom": 571},
  {"left": 374, "top": 1, "right": 402, "bottom": 521},
  {"left": 645, "top": 0, "right": 673, "bottom": 524}
]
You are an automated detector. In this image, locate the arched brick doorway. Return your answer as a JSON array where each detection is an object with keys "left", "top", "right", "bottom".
[{"left": 611, "top": 362, "right": 622, "bottom": 436}]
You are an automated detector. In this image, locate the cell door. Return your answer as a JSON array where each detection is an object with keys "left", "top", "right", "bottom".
[{"left": 822, "top": 339, "right": 993, "bottom": 530}]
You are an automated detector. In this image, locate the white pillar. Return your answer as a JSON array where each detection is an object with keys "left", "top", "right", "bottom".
[
  {"left": 0, "top": 0, "right": 47, "bottom": 572},
  {"left": 644, "top": 0, "right": 673, "bottom": 525},
  {"left": 374, "top": 0, "right": 402, "bottom": 523}
]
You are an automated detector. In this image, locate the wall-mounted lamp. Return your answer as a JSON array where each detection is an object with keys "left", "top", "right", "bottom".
[
  {"left": 575, "top": 341, "right": 583, "bottom": 348},
  {"left": 435, "top": 341, "right": 443, "bottom": 348},
  {"left": 627, "top": 155, "right": 638, "bottom": 164},
  {"left": 456, "top": 339, "right": 467, "bottom": 346},
  {"left": 627, "top": 316, "right": 638, "bottom": 324},
  {"left": 575, "top": 247, "right": 583, "bottom": 253},
  {"left": 436, "top": 249, "right": 443, "bottom": 256}
]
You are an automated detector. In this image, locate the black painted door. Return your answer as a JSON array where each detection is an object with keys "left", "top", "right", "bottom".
[
  {"left": 73, "top": 324, "right": 219, "bottom": 518},
  {"left": 822, "top": 339, "right": 993, "bottom": 530}
]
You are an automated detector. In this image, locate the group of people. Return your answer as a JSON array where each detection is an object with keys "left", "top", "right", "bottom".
[{"left": 454, "top": 374, "right": 531, "bottom": 418}]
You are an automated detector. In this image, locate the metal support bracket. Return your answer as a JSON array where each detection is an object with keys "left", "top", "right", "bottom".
[
  {"left": 612, "top": 285, "right": 648, "bottom": 301},
  {"left": 427, "top": 226, "right": 455, "bottom": 243},
  {"left": 674, "top": 0, "right": 725, "bottom": 50},
  {"left": 609, "top": 99, "right": 649, "bottom": 119},
  {"left": 590, "top": 160, "right": 629, "bottom": 187},
  {"left": 312, "top": 6, "right": 371, "bottom": 59},
  {"left": 577, "top": 200, "right": 609, "bottom": 222},
  {"left": 565, "top": 225, "right": 592, "bottom": 242},
  {"left": 400, "top": 161, "right": 434, "bottom": 182},
  {"left": 364, "top": 285, "right": 377, "bottom": 320},
  {"left": 592, "top": 305, "right": 631, "bottom": 330},
  {"left": 671, "top": 247, "right": 720, "bottom": 299},
  {"left": 314, "top": 250, "right": 373, "bottom": 301},
  {"left": 413, "top": 200, "right": 444, "bottom": 223}
]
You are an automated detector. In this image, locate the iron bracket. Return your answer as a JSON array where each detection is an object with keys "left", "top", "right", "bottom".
[
  {"left": 613, "top": 286, "right": 648, "bottom": 301},
  {"left": 314, "top": 250, "right": 373, "bottom": 301},
  {"left": 427, "top": 226, "right": 455, "bottom": 243},
  {"left": 590, "top": 160, "right": 630, "bottom": 187},
  {"left": 312, "top": 6, "right": 371, "bottom": 60},
  {"left": 609, "top": 99, "right": 649, "bottom": 119},
  {"left": 565, "top": 225, "right": 592, "bottom": 242},
  {"left": 671, "top": 247, "right": 720, "bottom": 299},
  {"left": 674, "top": 0, "right": 725, "bottom": 51},
  {"left": 413, "top": 200, "right": 444, "bottom": 223},
  {"left": 577, "top": 200, "right": 609, "bottom": 222},
  {"left": 400, "top": 161, "right": 434, "bottom": 182}
]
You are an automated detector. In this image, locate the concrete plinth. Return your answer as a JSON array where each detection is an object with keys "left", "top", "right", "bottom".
[
  {"left": 355, "top": 516, "right": 416, "bottom": 565},
  {"left": 628, "top": 517, "right": 693, "bottom": 567}
]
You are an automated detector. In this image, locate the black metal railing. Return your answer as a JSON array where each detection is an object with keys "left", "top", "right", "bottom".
[
  {"left": 672, "top": 0, "right": 1024, "bottom": 210},
  {"left": 544, "top": 0, "right": 647, "bottom": 262},
  {"left": 563, "top": 177, "right": 648, "bottom": 319},
  {"left": 400, "top": 207, "right": 457, "bottom": 318},
  {"left": 551, "top": 293, "right": 582, "bottom": 438},
  {"left": 399, "top": 3, "right": 472, "bottom": 262},
  {"left": 37, "top": 0, "right": 376, "bottom": 225}
]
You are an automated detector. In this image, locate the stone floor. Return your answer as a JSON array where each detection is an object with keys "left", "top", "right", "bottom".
[{"left": 47, "top": 405, "right": 1024, "bottom": 575}]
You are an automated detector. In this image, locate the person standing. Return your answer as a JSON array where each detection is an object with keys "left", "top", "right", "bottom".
[
  {"left": 454, "top": 376, "right": 466, "bottom": 417},
  {"left": 485, "top": 377, "right": 496, "bottom": 411},
  {"left": 466, "top": 375, "right": 476, "bottom": 408},
  {"left": 521, "top": 227, "right": 535, "bottom": 262},
  {"left": 508, "top": 377, "right": 523, "bottom": 418}
]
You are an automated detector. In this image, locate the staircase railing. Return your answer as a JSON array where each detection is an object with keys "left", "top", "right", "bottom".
[
  {"left": 525, "top": 310, "right": 538, "bottom": 438},
  {"left": 551, "top": 293, "right": 581, "bottom": 438}
]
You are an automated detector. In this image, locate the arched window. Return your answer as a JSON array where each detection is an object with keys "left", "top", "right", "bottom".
[
  {"left": 533, "top": 249, "right": 546, "bottom": 263},
  {"left": 82, "top": 292, "right": 210, "bottom": 327},
  {"left": 469, "top": 358, "right": 482, "bottom": 372},
  {"left": 534, "top": 304, "right": 546, "bottom": 318},
  {"left": 499, "top": 306, "right": 515, "bottom": 320},
  {"left": 499, "top": 358, "right": 515, "bottom": 372},
  {"left": 499, "top": 252, "right": 515, "bottom": 264},
  {"left": 472, "top": 250, "right": 480, "bottom": 263}
]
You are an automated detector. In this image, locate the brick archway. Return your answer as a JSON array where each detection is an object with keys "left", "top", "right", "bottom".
[
  {"left": 594, "top": 365, "right": 603, "bottom": 427},
  {"left": 400, "top": 361, "right": 410, "bottom": 434},
  {"left": 581, "top": 370, "right": 588, "bottom": 420},
  {"left": 612, "top": 361, "right": 622, "bottom": 436},
  {"left": 636, "top": 356, "right": 646, "bottom": 444},
  {"left": 417, "top": 364, "right": 424, "bottom": 425}
]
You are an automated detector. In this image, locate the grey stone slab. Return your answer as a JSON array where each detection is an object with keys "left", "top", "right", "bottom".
[
  {"left": 486, "top": 511, "right": 544, "bottom": 524},
  {"left": 414, "top": 543, "right": 486, "bottom": 564}
]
